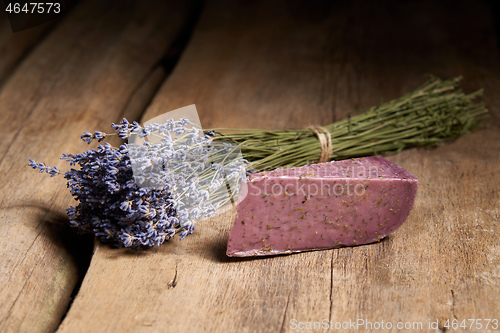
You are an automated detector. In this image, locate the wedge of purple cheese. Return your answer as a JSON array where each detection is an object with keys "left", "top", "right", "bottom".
[{"left": 226, "top": 156, "right": 418, "bottom": 257}]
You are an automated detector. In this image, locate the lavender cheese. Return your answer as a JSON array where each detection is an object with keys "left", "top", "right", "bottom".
[{"left": 226, "top": 156, "right": 418, "bottom": 257}]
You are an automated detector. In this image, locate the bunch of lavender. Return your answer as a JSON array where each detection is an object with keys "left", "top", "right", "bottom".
[{"left": 29, "top": 118, "right": 247, "bottom": 248}]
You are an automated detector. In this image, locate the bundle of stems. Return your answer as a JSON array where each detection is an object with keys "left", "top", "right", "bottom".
[{"left": 211, "top": 76, "right": 488, "bottom": 171}]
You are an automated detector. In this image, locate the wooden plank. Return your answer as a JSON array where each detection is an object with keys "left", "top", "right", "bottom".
[
  {"left": 0, "top": 1, "right": 192, "bottom": 332},
  {"left": 323, "top": 2, "right": 500, "bottom": 331},
  {"left": 0, "top": 14, "right": 53, "bottom": 89},
  {"left": 59, "top": 0, "right": 500, "bottom": 332}
]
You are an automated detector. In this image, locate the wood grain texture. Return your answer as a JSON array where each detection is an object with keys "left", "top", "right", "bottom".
[
  {"left": 59, "top": 0, "right": 499, "bottom": 332},
  {"left": 0, "top": 1, "right": 191, "bottom": 332},
  {"left": 0, "top": 13, "right": 54, "bottom": 89}
]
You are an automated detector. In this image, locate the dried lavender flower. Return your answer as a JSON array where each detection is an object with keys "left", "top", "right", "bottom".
[{"left": 29, "top": 117, "right": 247, "bottom": 249}]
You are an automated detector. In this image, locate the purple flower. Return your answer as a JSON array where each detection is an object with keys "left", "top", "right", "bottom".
[
  {"left": 28, "top": 117, "right": 246, "bottom": 249},
  {"left": 29, "top": 129, "right": 178, "bottom": 249},
  {"left": 28, "top": 159, "right": 60, "bottom": 176}
]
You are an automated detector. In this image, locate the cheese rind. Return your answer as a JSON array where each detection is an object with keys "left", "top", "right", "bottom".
[{"left": 226, "top": 156, "right": 418, "bottom": 257}]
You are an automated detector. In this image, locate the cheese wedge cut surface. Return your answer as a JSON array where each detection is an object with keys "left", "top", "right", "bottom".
[{"left": 226, "top": 156, "right": 418, "bottom": 257}]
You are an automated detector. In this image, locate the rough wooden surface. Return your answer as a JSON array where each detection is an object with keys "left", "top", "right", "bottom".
[
  {"left": 0, "top": 14, "right": 54, "bottom": 88},
  {"left": 0, "top": 1, "right": 191, "bottom": 332},
  {"left": 1, "top": 0, "right": 498, "bottom": 332},
  {"left": 58, "top": 1, "right": 499, "bottom": 333}
]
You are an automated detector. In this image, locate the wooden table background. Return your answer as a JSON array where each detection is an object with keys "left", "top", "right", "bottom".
[{"left": 0, "top": 0, "right": 499, "bottom": 332}]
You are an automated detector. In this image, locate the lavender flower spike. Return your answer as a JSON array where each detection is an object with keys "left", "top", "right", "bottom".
[{"left": 28, "top": 107, "right": 247, "bottom": 249}]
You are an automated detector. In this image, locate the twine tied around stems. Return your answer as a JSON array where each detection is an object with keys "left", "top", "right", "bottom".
[{"left": 308, "top": 126, "right": 333, "bottom": 163}]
